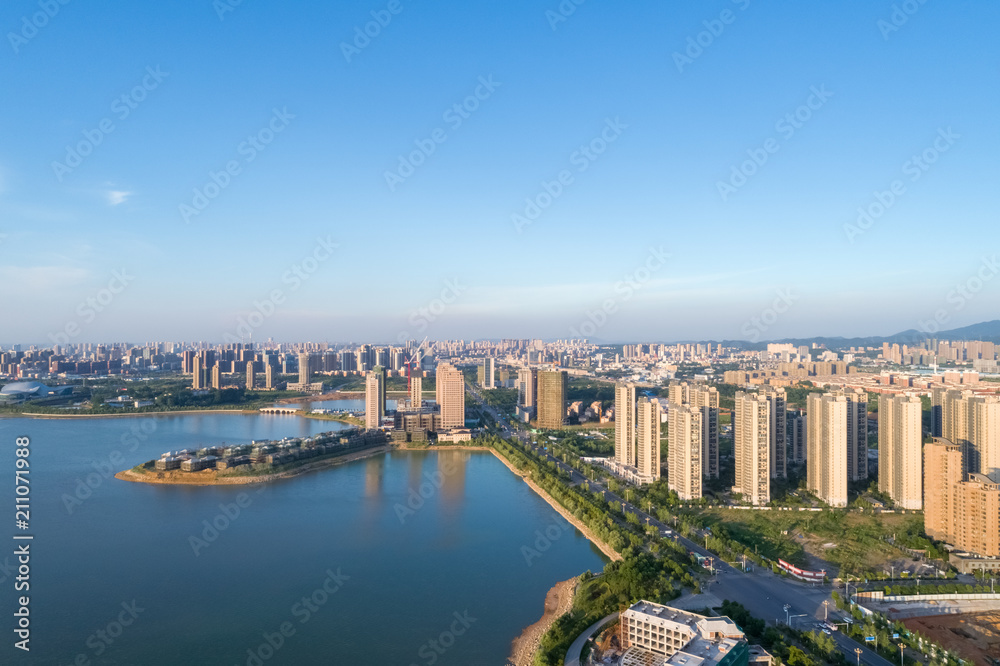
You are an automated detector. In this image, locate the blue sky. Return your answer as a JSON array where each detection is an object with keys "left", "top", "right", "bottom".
[{"left": 1, "top": 0, "right": 997, "bottom": 345}]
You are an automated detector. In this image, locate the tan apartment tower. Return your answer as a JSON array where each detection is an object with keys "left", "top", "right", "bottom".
[
  {"left": 615, "top": 383, "right": 637, "bottom": 467},
  {"left": 637, "top": 397, "right": 662, "bottom": 481},
  {"left": 365, "top": 367, "right": 386, "bottom": 429},
  {"left": 246, "top": 361, "right": 255, "bottom": 390},
  {"left": 668, "top": 404, "right": 702, "bottom": 500},
  {"left": 878, "top": 394, "right": 923, "bottom": 510},
  {"left": 192, "top": 355, "right": 205, "bottom": 390},
  {"left": 734, "top": 391, "right": 770, "bottom": 506},
  {"left": 924, "top": 438, "right": 1000, "bottom": 557},
  {"left": 807, "top": 393, "right": 849, "bottom": 507},
  {"left": 971, "top": 396, "right": 1000, "bottom": 482},
  {"left": 791, "top": 413, "right": 807, "bottom": 464},
  {"left": 409, "top": 375, "right": 422, "bottom": 409},
  {"left": 435, "top": 363, "right": 466, "bottom": 428},
  {"left": 690, "top": 385, "right": 719, "bottom": 479},
  {"left": 924, "top": 438, "right": 964, "bottom": 542},
  {"left": 298, "top": 352, "right": 312, "bottom": 386},
  {"left": 211, "top": 362, "right": 222, "bottom": 390},
  {"left": 762, "top": 386, "right": 787, "bottom": 479},
  {"left": 265, "top": 363, "right": 274, "bottom": 390},
  {"left": 518, "top": 367, "right": 538, "bottom": 408},
  {"left": 536, "top": 370, "right": 567, "bottom": 429}
]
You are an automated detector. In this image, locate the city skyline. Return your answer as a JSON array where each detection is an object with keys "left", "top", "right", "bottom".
[{"left": 2, "top": 2, "right": 999, "bottom": 344}]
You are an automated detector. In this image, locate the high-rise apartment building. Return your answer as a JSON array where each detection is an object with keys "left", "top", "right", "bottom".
[
  {"left": 791, "top": 413, "right": 807, "bottom": 464},
  {"left": 192, "top": 355, "right": 205, "bottom": 390},
  {"left": 436, "top": 363, "right": 465, "bottom": 428},
  {"left": 518, "top": 367, "right": 538, "bottom": 408},
  {"left": 936, "top": 389, "right": 1000, "bottom": 480},
  {"left": 971, "top": 396, "right": 1000, "bottom": 482},
  {"left": 536, "top": 370, "right": 567, "bottom": 430},
  {"left": 807, "top": 393, "right": 849, "bottom": 507},
  {"left": 211, "top": 362, "right": 222, "bottom": 390},
  {"left": 762, "top": 386, "right": 787, "bottom": 479},
  {"left": 668, "top": 404, "right": 701, "bottom": 500},
  {"left": 637, "top": 397, "right": 662, "bottom": 482},
  {"left": 480, "top": 357, "right": 495, "bottom": 389},
  {"left": 924, "top": 438, "right": 964, "bottom": 542},
  {"left": 615, "top": 383, "right": 637, "bottom": 467},
  {"left": 690, "top": 385, "right": 719, "bottom": 479},
  {"left": 924, "top": 438, "right": 1000, "bottom": 557},
  {"left": 265, "top": 363, "right": 274, "bottom": 390},
  {"left": 734, "top": 392, "right": 770, "bottom": 506},
  {"left": 878, "top": 394, "right": 923, "bottom": 510},
  {"left": 667, "top": 381, "right": 689, "bottom": 407},
  {"left": 298, "top": 352, "right": 312, "bottom": 386},
  {"left": 839, "top": 388, "right": 869, "bottom": 481},
  {"left": 365, "top": 367, "right": 386, "bottom": 429},
  {"left": 246, "top": 361, "right": 255, "bottom": 390},
  {"left": 409, "top": 375, "right": 422, "bottom": 409}
]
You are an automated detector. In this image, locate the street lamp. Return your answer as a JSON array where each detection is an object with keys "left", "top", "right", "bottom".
[
  {"left": 898, "top": 643, "right": 905, "bottom": 666},
  {"left": 783, "top": 604, "right": 791, "bottom": 625},
  {"left": 823, "top": 600, "right": 829, "bottom": 621},
  {"left": 855, "top": 648, "right": 863, "bottom": 666}
]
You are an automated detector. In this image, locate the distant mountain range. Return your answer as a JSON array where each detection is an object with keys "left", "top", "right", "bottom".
[
  {"left": 714, "top": 320, "right": 1000, "bottom": 350},
  {"left": 583, "top": 320, "right": 1000, "bottom": 350}
]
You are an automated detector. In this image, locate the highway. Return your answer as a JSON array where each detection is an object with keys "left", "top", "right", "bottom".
[{"left": 467, "top": 386, "right": 895, "bottom": 666}]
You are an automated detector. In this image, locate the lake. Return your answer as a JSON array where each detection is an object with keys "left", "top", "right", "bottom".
[{"left": 0, "top": 413, "right": 606, "bottom": 665}]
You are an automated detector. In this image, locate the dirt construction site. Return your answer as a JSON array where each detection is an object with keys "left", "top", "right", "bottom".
[{"left": 903, "top": 612, "right": 1000, "bottom": 666}]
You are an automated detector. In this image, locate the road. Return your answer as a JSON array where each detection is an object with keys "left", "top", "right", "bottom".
[{"left": 467, "top": 386, "right": 897, "bottom": 666}]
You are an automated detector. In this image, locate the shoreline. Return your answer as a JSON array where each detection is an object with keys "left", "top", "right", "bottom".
[
  {"left": 486, "top": 447, "right": 622, "bottom": 563},
  {"left": 2, "top": 409, "right": 254, "bottom": 419},
  {"left": 114, "top": 445, "right": 388, "bottom": 486},
  {"left": 509, "top": 577, "right": 578, "bottom": 666}
]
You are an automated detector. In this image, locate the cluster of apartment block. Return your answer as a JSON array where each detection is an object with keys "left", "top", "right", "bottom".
[
  {"left": 152, "top": 430, "right": 387, "bottom": 472},
  {"left": 619, "top": 601, "right": 751, "bottom": 666},
  {"left": 723, "top": 362, "right": 856, "bottom": 386},
  {"left": 607, "top": 383, "right": 664, "bottom": 485}
]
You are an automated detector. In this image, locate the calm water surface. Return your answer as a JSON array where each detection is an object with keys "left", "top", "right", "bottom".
[{"left": 0, "top": 414, "right": 605, "bottom": 665}]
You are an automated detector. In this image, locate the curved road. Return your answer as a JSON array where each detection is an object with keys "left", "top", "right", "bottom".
[
  {"left": 469, "top": 387, "right": 894, "bottom": 666},
  {"left": 564, "top": 612, "right": 618, "bottom": 666}
]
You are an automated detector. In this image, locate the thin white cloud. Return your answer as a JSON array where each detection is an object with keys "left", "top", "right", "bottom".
[
  {"left": 0, "top": 265, "right": 91, "bottom": 294},
  {"left": 106, "top": 190, "right": 132, "bottom": 206}
]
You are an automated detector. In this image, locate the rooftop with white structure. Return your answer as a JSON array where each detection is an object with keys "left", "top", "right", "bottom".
[{"left": 620, "top": 601, "right": 749, "bottom": 666}]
